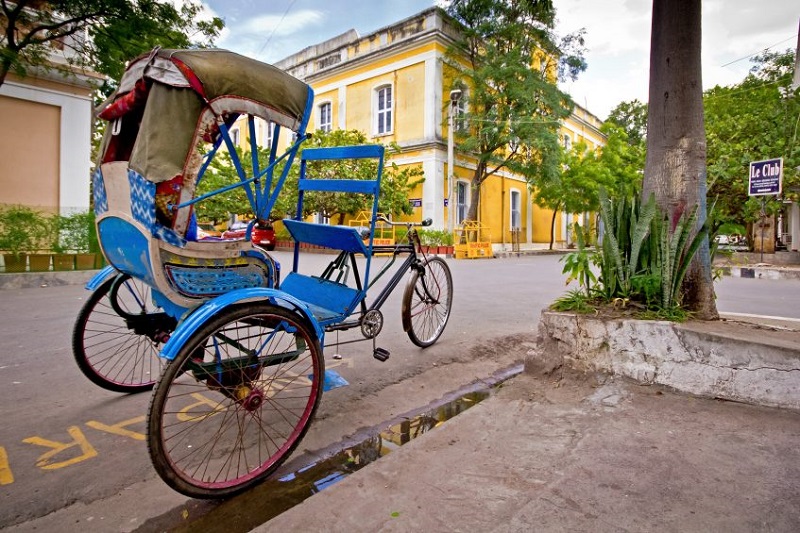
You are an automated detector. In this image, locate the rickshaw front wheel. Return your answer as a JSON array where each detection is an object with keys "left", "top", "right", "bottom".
[{"left": 147, "top": 302, "right": 324, "bottom": 499}]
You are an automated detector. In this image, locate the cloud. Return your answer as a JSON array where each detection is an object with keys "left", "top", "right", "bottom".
[
  {"left": 556, "top": 0, "right": 799, "bottom": 118},
  {"left": 215, "top": 9, "right": 326, "bottom": 61}
]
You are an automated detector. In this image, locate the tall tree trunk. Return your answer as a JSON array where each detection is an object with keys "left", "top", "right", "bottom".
[
  {"left": 549, "top": 205, "right": 560, "bottom": 250},
  {"left": 643, "top": 0, "right": 718, "bottom": 319},
  {"left": 466, "top": 160, "right": 487, "bottom": 222}
]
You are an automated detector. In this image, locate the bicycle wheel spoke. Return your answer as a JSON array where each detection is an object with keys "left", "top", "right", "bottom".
[
  {"left": 73, "top": 275, "right": 169, "bottom": 392},
  {"left": 148, "top": 304, "right": 323, "bottom": 498}
]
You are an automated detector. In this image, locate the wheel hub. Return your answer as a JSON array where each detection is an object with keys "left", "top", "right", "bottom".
[{"left": 240, "top": 386, "right": 264, "bottom": 411}]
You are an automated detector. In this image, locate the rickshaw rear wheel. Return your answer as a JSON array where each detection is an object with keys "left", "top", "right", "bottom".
[
  {"left": 72, "top": 274, "right": 169, "bottom": 393},
  {"left": 401, "top": 257, "right": 453, "bottom": 348},
  {"left": 147, "top": 302, "right": 324, "bottom": 498}
]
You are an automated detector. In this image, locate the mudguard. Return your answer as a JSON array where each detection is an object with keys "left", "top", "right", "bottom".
[
  {"left": 85, "top": 266, "right": 118, "bottom": 291},
  {"left": 159, "top": 287, "right": 324, "bottom": 361}
]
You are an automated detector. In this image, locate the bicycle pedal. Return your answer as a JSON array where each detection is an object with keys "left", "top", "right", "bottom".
[{"left": 373, "top": 347, "right": 390, "bottom": 362}]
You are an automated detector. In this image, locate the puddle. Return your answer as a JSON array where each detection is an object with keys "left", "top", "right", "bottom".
[{"left": 163, "top": 390, "right": 491, "bottom": 532}]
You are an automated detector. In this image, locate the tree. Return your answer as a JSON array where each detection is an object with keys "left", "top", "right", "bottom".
[
  {"left": 533, "top": 141, "right": 604, "bottom": 249},
  {"left": 533, "top": 123, "right": 642, "bottom": 249},
  {"left": 704, "top": 50, "right": 800, "bottom": 235},
  {"left": 443, "top": 0, "right": 586, "bottom": 222},
  {"left": 642, "top": 0, "right": 716, "bottom": 319},
  {"left": 607, "top": 99, "right": 648, "bottom": 148},
  {"left": 1, "top": 0, "right": 223, "bottom": 93}
]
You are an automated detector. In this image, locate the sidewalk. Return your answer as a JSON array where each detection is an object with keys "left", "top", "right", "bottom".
[
  {"left": 258, "top": 369, "right": 800, "bottom": 532},
  {"left": 255, "top": 310, "right": 800, "bottom": 531}
]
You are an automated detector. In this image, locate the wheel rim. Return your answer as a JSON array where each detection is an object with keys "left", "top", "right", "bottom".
[
  {"left": 152, "top": 309, "right": 322, "bottom": 494},
  {"left": 407, "top": 259, "right": 452, "bottom": 345},
  {"left": 76, "top": 277, "right": 165, "bottom": 390}
]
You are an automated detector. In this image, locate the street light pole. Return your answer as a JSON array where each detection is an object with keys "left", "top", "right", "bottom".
[{"left": 447, "top": 89, "right": 462, "bottom": 233}]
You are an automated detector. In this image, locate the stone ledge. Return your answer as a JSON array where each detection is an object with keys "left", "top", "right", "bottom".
[{"left": 527, "top": 310, "right": 800, "bottom": 410}]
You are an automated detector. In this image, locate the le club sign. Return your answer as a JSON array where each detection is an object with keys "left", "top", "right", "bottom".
[{"left": 748, "top": 158, "right": 783, "bottom": 196}]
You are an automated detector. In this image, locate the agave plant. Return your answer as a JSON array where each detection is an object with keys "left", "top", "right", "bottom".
[{"left": 596, "top": 188, "right": 656, "bottom": 301}]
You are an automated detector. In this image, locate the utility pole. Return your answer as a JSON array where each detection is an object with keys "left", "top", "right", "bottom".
[
  {"left": 791, "top": 18, "right": 800, "bottom": 251},
  {"left": 447, "top": 89, "right": 462, "bottom": 233}
]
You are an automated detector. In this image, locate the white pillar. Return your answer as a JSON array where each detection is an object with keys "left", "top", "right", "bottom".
[{"left": 791, "top": 202, "right": 800, "bottom": 252}]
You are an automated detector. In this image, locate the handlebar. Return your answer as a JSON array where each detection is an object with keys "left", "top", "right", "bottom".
[{"left": 376, "top": 215, "right": 432, "bottom": 227}]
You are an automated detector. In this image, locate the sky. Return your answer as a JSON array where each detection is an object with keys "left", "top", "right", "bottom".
[{"left": 203, "top": 0, "right": 800, "bottom": 120}]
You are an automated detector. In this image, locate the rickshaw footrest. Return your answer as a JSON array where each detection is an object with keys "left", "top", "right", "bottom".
[{"left": 373, "top": 347, "right": 390, "bottom": 362}]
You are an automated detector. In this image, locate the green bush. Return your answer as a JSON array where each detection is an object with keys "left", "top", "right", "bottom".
[
  {"left": 53, "top": 211, "right": 98, "bottom": 253},
  {"left": 556, "top": 189, "right": 711, "bottom": 319},
  {"left": 0, "top": 205, "right": 51, "bottom": 257}
]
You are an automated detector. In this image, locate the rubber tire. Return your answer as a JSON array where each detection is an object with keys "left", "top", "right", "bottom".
[
  {"left": 401, "top": 257, "right": 453, "bottom": 348},
  {"left": 72, "top": 275, "right": 167, "bottom": 393},
  {"left": 147, "top": 303, "right": 324, "bottom": 499}
]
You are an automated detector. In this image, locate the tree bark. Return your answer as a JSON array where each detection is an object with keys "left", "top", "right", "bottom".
[{"left": 643, "top": 0, "right": 718, "bottom": 319}]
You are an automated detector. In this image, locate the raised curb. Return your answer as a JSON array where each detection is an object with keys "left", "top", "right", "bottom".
[
  {"left": 528, "top": 310, "right": 800, "bottom": 410},
  {"left": 0, "top": 270, "right": 97, "bottom": 290}
]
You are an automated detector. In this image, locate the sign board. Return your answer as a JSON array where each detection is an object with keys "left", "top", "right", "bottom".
[
  {"left": 748, "top": 158, "right": 783, "bottom": 196},
  {"left": 409, "top": 198, "right": 422, "bottom": 208}
]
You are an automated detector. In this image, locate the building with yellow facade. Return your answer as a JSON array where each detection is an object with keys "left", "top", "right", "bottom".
[{"left": 272, "top": 7, "right": 605, "bottom": 250}]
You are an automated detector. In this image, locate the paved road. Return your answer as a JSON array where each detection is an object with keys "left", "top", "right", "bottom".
[{"left": 0, "top": 254, "right": 798, "bottom": 528}]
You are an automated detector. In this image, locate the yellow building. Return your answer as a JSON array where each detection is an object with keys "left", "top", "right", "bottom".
[{"left": 275, "top": 7, "right": 605, "bottom": 250}]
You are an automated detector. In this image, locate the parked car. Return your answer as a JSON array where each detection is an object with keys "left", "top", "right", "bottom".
[
  {"left": 222, "top": 220, "right": 276, "bottom": 251},
  {"left": 714, "top": 234, "right": 748, "bottom": 252},
  {"left": 197, "top": 222, "right": 222, "bottom": 238}
]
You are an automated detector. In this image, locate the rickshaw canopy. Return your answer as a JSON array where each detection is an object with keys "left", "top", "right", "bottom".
[{"left": 97, "top": 48, "right": 313, "bottom": 184}]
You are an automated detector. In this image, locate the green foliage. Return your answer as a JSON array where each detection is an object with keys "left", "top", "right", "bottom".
[
  {"left": 417, "top": 229, "right": 453, "bottom": 246},
  {"left": 197, "top": 129, "right": 424, "bottom": 225},
  {"left": 551, "top": 288, "right": 596, "bottom": 314},
  {"left": 1, "top": 1, "right": 223, "bottom": 94},
  {"left": 555, "top": 189, "right": 711, "bottom": 320},
  {"left": 606, "top": 99, "right": 648, "bottom": 147},
  {"left": 704, "top": 49, "right": 800, "bottom": 230},
  {"left": 54, "top": 211, "right": 98, "bottom": 253},
  {"left": 596, "top": 188, "right": 657, "bottom": 300},
  {"left": 560, "top": 223, "right": 596, "bottom": 297},
  {"left": 444, "top": 0, "right": 586, "bottom": 221},
  {"left": 0, "top": 205, "right": 51, "bottom": 256}
]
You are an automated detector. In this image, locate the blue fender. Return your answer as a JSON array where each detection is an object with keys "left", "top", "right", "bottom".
[
  {"left": 159, "top": 287, "right": 324, "bottom": 361},
  {"left": 85, "top": 266, "right": 118, "bottom": 291}
]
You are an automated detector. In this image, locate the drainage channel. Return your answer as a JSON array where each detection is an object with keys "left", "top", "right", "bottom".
[{"left": 137, "top": 364, "right": 522, "bottom": 533}]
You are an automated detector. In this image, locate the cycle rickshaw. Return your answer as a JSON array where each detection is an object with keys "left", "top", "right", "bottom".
[{"left": 76, "top": 48, "right": 453, "bottom": 498}]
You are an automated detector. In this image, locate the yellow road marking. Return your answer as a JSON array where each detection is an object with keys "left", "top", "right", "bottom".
[
  {"left": 23, "top": 426, "right": 98, "bottom": 470},
  {"left": 86, "top": 416, "right": 146, "bottom": 441},
  {"left": 0, "top": 446, "right": 13, "bottom": 485}
]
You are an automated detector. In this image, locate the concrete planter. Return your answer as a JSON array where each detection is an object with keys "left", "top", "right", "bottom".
[
  {"left": 528, "top": 310, "right": 800, "bottom": 410},
  {"left": 75, "top": 253, "right": 97, "bottom": 270},
  {"left": 53, "top": 254, "right": 75, "bottom": 271},
  {"left": 28, "top": 254, "right": 53, "bottom": 272},
  {"left": 2, "top": 253, "right": 27, "bottom": 273}
]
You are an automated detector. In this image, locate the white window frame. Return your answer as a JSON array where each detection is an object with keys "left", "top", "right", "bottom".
[
  {"left": 374, "top": 84, "right": 393, "bottom": 136},
  {"left": 263, "top": 121, "right": 275, "bottom": 148},
  {"left": 456, "top": 180, "right": 469, "bottom": 225},
  {"left": 230, "top": 127, "right": 240, "bottom": 147},
  {"left": 563, "top": 133, "right": 572, "bottom": 151},
  {"left": 318, "top": 101, "right": 332, "bottom": 133},
  {"left": 510, "top": 189, "right": 521, "bottom": 230}
]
